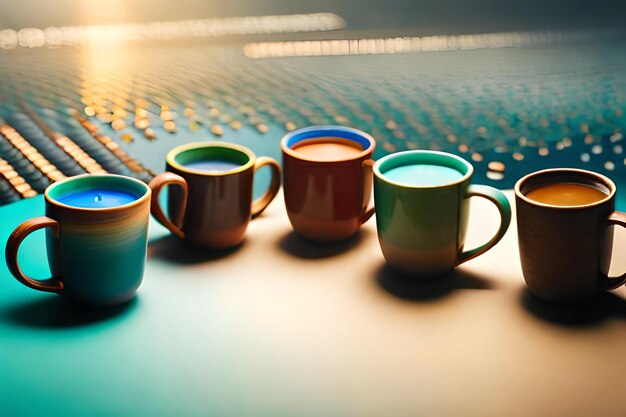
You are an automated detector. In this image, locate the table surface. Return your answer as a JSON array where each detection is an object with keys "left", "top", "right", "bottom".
[{"left": 0, "top": 191, "right": 625, "bottom": 417}]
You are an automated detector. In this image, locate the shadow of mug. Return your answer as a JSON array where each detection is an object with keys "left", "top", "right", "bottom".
[
  {"left": 520, "top": 288, "right": 626, "bottom": 327},
  {"left": 147, "top": 234, "right": 240, "bottom": 264},
  {"left": 3, "top": 295, "right": 138, "bottom": 329},
  {"left": 375, "top": 263, "right": 494, "bottom": 302},
  {"left": 277, "top": 228, "right": 372, "bottom": 260}
]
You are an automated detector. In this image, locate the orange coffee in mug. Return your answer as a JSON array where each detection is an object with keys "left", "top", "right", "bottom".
[
  {"left": 525, "top": 183, "right": 608, "bottom": 206},
  {"left": 291, "top": 137, "right": 364, "bottom": 161}
]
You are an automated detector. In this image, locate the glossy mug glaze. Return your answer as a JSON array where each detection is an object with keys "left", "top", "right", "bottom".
[
  {"left": 5, "top": 174, "right": 151, "bottom": 307},
  {"left": 515, "top": 168, "right": 626, "bottom": 304},
  {"left": 149, "top": 141, "right": 281, "bottom": 249},
  {"left": 373, "top": 150, "right": 512, "bottom": 277},
  {"left": 281, "top": 126, "right": 376, "bottom": 242}
]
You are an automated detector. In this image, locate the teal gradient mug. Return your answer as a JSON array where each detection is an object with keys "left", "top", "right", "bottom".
[
  {"left": 5, "top": 174, "right": 151, "bottom": 307},
  {"left": 373, "top": 150, "right": 512, "bottom": 277}
]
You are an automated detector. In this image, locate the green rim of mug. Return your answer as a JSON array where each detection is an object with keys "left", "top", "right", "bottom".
[
  {"left": 45, "top": 174, "right": 150, "bottom": 212},
  {"left": 373, "top": 150, "right": 473, "bottom": 189},
  {"left": 166, "top": 141, "right": 255, "bottom": 176},
  {"left": 514, "top": 168, "right": 616, "bottom": 210}
]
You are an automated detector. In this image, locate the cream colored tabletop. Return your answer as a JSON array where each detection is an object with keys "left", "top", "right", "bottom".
[
  {"left": 1, "top": 190, "right": 625, "bottom": 416},
  {"left": 144, "top": 190, "right": 626, "bottom": 416}
]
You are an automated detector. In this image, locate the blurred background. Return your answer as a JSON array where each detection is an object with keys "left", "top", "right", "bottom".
[
  {"left": 0, "top": 0, "right": 625, "bottom": 206},
  {"left": 4, "top": 0, "right": 626, "bottom": 31}
]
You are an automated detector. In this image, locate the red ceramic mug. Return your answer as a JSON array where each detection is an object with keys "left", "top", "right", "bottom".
[{"left": 281, "top": 125, "right": 376, "bottom": 242}]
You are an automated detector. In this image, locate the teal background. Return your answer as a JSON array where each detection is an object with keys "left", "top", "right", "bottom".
[{"left": 2, "top": 41, "right": 626, "bottom": 210}]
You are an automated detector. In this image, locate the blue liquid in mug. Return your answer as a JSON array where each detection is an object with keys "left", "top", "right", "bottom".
[
  {"left": 183, "top": 160, "right": 242, "bottom": 173},
  {"left": 384, "top": 164, "right": 464, "bottom": 187},
  {"left": 57, "top": 190, "right": 139, "bottom": 208}
]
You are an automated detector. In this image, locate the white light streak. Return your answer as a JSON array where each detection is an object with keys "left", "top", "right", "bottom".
[
  {"left": 0, "top": 13, "right": 345, "bottom": 49},
  {"left": 243, "top": 30, "right": 621, "bottom": 59}
]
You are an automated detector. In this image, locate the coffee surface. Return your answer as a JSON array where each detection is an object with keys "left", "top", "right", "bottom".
[
  {"left": 57, "top": 189, "right": 139, "bottom": 208},
  {"left": 183, "top": 160, "right": 242, "bottom": 173},
  {"left": 383, "top": 164, "right": 464, "bottom": 187},
  {"left": 291, "top": 137, "right": 363, "bottom": 161},
  {"left": 525, "top": 183, "right": 607, "bottom": 206}
]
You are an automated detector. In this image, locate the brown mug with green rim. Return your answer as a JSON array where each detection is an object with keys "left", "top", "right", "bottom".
[
  {"left": 515, "top": 168, "right": 626, "bottom": 304},
  {"left": 149, "top": 142, "right": 281, "bottom": 249}
]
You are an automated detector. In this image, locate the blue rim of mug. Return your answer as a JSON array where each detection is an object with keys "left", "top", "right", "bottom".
[
  {"left": 45, "top": 174, "right": 151, "bottom": 212},
  {"left": 373, "top": 150, "right": 473, "bottom": 189},
  {"left": 514, "top": 168, "right": 615, "bottom": 210},
  {"left": 281, "top": 125, "right": 375, "bottom": 162}
]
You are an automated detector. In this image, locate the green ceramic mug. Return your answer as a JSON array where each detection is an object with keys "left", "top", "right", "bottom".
[
  {"left": 5, "top": 174, "right": 151, "bottom": 307},
  {"left": 373, "top": 150, "right": 512, "bottom": 277}
]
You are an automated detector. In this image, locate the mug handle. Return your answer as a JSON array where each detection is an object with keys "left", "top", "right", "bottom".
[
  {"left": 456, "top": 184, "right": 512, "bottom": 265},
  {"left": 149, "top": 172, "right": 188, "bottom": 239},
  {"left": 251, "top": 157, "right": 281, "bottom": 218},
  {"left": 603, "top": 211, "right": 626, "bottom": 290},
  {"left": 5, "top": 216, "right": 64, "bottom": 293},
  {"left": 360, "top": 159, "right": 376, "bottom": 224}
]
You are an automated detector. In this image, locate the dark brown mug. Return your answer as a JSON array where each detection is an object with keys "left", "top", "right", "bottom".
[
  {"left": 515, "top": 168, "right": 626, "bottom": 304},
  {"left": 149, "top": 142, "right": 281, "bottom": 249},
  {"left": 281, "top": 125, "right": 376, "bottom": 242}
]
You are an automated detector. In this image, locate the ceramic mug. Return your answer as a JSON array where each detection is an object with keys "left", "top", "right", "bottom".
[
  {"left": 5, "top": 174, "right": 151, "bottom": 307},
  {"left": 281, "top": 125, "right": 376, "bottom": 242},
  {"left": 515, "top": 168, "right": 626, "bottom": 304},
  {"left": 373, "top": 150, "right": 511, "bottom": 277},
  {"left": 149, "top": 141, "right": 281, "bottom": 249}
]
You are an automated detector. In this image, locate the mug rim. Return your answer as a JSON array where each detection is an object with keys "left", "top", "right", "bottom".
[
  {"left": 514, "top": 168, "right": 616, "bottom": 210},
  {"left": 373, "top": 150, "right": 473, "bottom": 189},
  {"left": 166, "top": 141, "right": 256, "bottom": 176},
  {"left": 281, "top": 125, "right": 376, "bottom": 163},
  {"left": 45, "top": 174, "right": 151, "bottom": 212}
]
